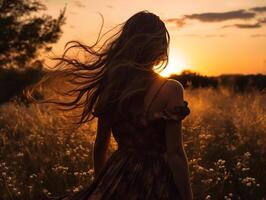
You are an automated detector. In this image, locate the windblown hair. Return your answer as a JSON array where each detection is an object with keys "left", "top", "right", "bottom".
[{"left": 27, "top": 10, "right": 170, "bottom": 127}]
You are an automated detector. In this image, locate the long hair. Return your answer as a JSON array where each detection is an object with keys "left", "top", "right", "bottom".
[{"left": 27, "top": 10, "right": 170, "bottom": 127}]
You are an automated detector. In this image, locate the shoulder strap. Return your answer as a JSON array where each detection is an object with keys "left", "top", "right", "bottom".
[{"left": 145, "top": 79, "right": 168, "bottom": 113}]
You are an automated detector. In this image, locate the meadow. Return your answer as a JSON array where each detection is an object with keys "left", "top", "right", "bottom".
[{"left": 0, "top": 87, "right": 265, "bottom": 200}]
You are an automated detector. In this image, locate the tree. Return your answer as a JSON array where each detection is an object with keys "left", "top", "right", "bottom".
[{"left": 0, "top": 0, "right": 66, "bottom": 69}]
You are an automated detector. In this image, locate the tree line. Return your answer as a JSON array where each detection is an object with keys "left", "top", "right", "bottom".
[{"left": 0, "top": 0, "right": 265, "bottom": 105}]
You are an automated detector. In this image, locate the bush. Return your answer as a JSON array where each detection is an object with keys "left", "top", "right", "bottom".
[{"left": 0, "top": 66, "right": 44, "bottom": 105}]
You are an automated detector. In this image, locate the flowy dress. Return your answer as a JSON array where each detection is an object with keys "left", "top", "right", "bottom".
[{"left": 61, "top": 80, "right": 190, "bottom": 200}]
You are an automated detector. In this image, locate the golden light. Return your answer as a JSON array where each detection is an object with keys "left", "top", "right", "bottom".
[{"left": 159, "top": 48, "right": 189, "bottom": 77}]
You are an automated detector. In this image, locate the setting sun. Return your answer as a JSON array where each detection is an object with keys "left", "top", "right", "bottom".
[{"left": 159, "top": 48, "right": 189, "bottom": 77}]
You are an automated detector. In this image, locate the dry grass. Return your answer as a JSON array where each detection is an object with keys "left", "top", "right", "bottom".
[{"left": 0, "top": 87, "right": 265, "bottom": 199}]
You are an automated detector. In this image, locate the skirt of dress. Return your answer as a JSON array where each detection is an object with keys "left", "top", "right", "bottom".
[{"left": 62, "top": 148, "right": 181, "bottom": 200}]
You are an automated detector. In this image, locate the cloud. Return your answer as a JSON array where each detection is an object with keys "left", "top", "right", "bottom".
[
  {"left": 69, "top": 11, "right": 77, "bottom": 15},
  {"left": 250, "top": 6, "right": 266, "bottom": 13},
  {"left": 250, "top": 34, "right": 266, "bottom": 37},
  {"left": 223, "top": 23, "right": 261, "bottom": 29},
  {"left": 222, "top": 17, "right": 266, "bottom": 29},
  {"left": 183, "top": 34, "right": 226, "bottom": 38},
  {"left": 106, "top": 5, "right": 114, "bottom": 9},
  {"left": 164, "top": 6, "right": 266, "bottom": 29},
  {"left": 73, "top": 0, "right": 85, "bottom": 8},
  {"left": 259, "top": 18, "right": 266, "bottom": 23},
  {"left": 164, "top": 17, "right": 186, "bottom": 28},
  {"left": 184, "top": 9, "right": 255, "bottom": 22}
]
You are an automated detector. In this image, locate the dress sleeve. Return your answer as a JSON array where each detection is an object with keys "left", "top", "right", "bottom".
[
  {"left": 92, "top": 97, "right": 105, "bottom": 118},
  {"left": 92, "top": 110, "right": 102, "bottom": 118},
  {"left": 134, "top": 101, "right": 190, "bottom": 127},
  {"left": 152, "top": 100, "right": 190, "bottom": 122},
  {"left": 92, "top": 104, "right": 104, "bottom": 118}
]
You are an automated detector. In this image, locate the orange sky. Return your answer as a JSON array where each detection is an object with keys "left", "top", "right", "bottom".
[{"left": 44, "top": 0, "right": 266, "bottom": 76}]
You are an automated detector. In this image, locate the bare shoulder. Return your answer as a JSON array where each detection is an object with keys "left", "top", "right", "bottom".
[
  {"left": 162, "top": 78, "right": 184, "bottom": 96},
  {"left": 164, "top": 79, "right": 184, "bottom": 91},
  {"left": 148, "top": 77, "right": 185, "bottom": 108},
  {"left": 161, "top": 78, "right": 185, "bottom": 105}
]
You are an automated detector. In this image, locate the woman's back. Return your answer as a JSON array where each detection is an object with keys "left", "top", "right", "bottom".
[
  {"left": 112, "top": 77, "right": 168, "bottom": 152},
  {"left": 112, "top": 77, "right": 189, "bottom": 154}
]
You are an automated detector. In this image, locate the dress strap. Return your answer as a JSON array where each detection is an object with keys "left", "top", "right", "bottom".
[{"left": 145, "top": 79, "right": 168, "bottom": 113}]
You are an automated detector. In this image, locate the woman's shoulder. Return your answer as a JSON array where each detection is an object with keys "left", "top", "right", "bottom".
[
  {"left": 135, "top": 77, "right": 189, "bottom": 126},
  {"left": 164, "top": 78, "right": 184, "bottom": 91},
  {"left": 158, "top": 77, "right": 184, "bottom": 99}
]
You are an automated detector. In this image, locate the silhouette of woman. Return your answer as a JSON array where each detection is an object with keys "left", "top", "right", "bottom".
[{"left": 37, "top": 10, "right": 193, "bottom": 200}]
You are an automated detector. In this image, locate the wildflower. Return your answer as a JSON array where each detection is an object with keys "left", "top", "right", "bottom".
[
  {"left": 241, "top": 177, "right": 256, "bottom": 186},
  {"left": 65, "top": 150, "right": 71, "bottom": 156},
  {"left": 217, "top": 159, "right": 226, "bottom": 165},
  {"left": 73, "top": 187, "right": 80, "bottom": 192},
  {"left": 42, "top": 189, "right": 48, "bottom": 194},
  {"left": 241, "top": 167, "right": 250, "bottom": 171},
  {"left": 236, "top": 162, "right": 241, "bottom": 169},
  {"left": 224, "top": 196, "right": 231, "bottom": 200},
  {"left": 16, "top": 152, "right": 24, "bottom": 157},
  {"left": 88, "top": 169, "right": 94, "bottom": 175},
  {"left": 244, "top": 152, "right": 251, "bottom": 157}
]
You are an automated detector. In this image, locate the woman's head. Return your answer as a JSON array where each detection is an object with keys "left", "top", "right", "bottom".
[
  {"left": 109, "top": 11, "right": 170, "bottom": 69},
  {"left": 27, "top": 11, "right": 170, "bottom": 127}
]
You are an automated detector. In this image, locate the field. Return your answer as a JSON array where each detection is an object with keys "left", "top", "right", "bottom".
[{"left": 0, "top": 87, "right": 265, "bottom": 200}]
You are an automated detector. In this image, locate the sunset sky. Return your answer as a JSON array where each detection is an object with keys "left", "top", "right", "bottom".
[{"left": 44, "top": 0, "right": 266, "bottom": 76}]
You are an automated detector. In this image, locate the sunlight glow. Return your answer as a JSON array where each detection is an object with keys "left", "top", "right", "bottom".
[{"left": 159, "top": 48, "right": 189, "bottom": 77}]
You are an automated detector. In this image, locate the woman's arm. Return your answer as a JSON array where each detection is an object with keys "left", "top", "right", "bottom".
[
  {"left": 166, "top": 121, "right": 193, "bottom": 200},
  {"left": 93, "top": 116, "right": 112, "bottom": 178},
  {"left": 164, "top": 80, "right": 193, "bottom": 200}
]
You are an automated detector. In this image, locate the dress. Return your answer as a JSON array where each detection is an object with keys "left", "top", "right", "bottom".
[{"left": 63, "top": 80, "right": 190, "bottom": 200}]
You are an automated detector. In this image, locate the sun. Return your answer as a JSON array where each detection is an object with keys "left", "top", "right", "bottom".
[{"left": 158, "top": 49, "right": 189, "bottom": 77}]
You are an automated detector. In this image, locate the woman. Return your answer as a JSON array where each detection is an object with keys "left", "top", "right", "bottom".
[{"left": 33, "top": 10, "right": 193, "bottom": 200}]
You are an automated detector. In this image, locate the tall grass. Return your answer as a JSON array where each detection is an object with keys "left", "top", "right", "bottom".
[
  {"left": 183, "top": 88, "right": 266, "bottom": 199},
  {"left": 0, "top": 87, "right": 265, "bottom": 199}
]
